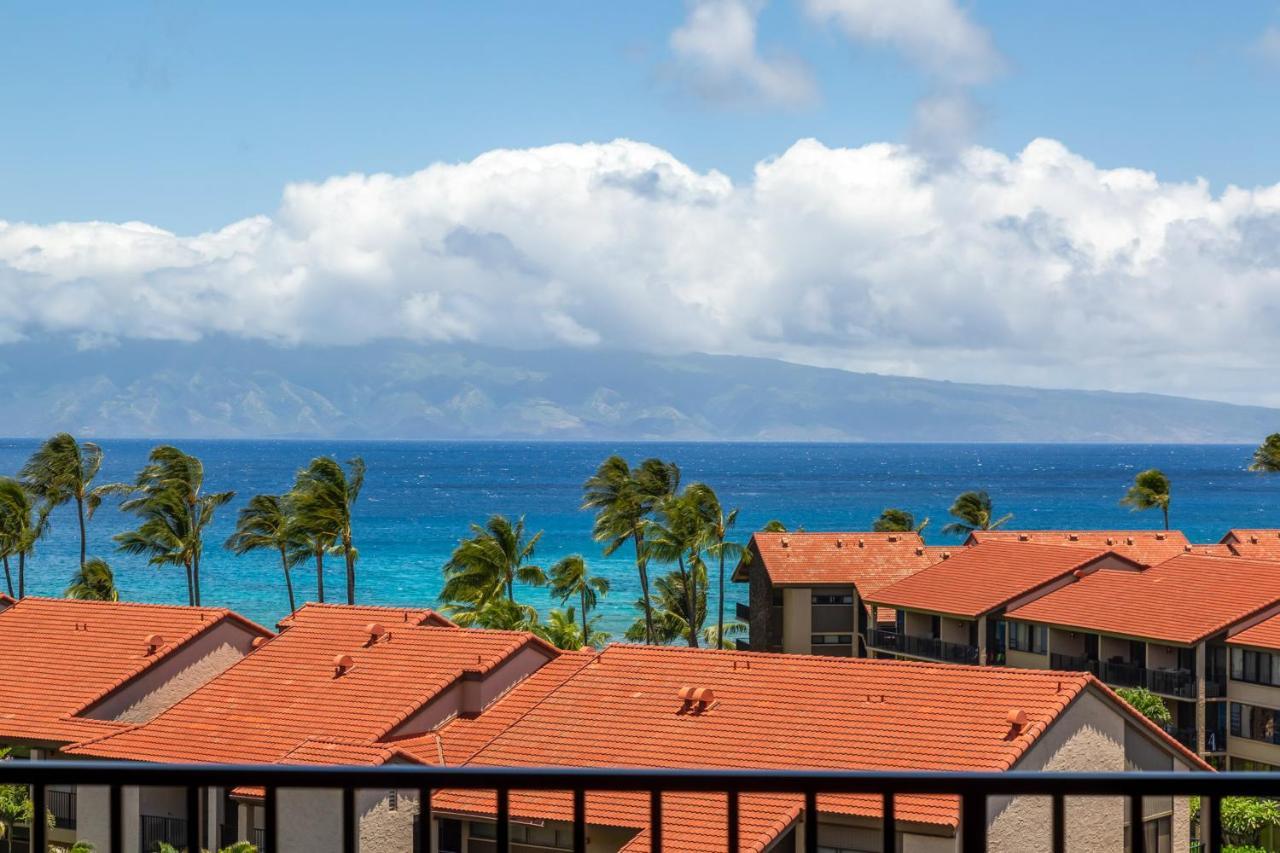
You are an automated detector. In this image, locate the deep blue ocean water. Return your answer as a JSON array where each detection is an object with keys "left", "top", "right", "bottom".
[{"left": 0, "top": 440, "right": 1274, "bottom": 635}]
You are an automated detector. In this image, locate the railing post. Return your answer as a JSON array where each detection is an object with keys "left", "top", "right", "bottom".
[
  {"left": 803, "top": 789, "right": 817, "bottom": 853},
  {"left": 110, "top": 784, "right": 122, "bottom": 853},
  {"left": 961, "top": 792, "right": 985, "bottom": 852},
  {"left": 881, "top": 792, "right": 894, "bottom": 853},
  {"left": 650, "top": 789, "right": 662, "bottom": 853},
  {"left": 1051, "top": 794, "right": 1064, "bottom": 853},
  {"left": 496, "top": 787, "right": 509, "bottom": 853},
  {"left": 264, "top": 786, "right": 277, "bottom": 853},
  {"left": 418, "top": 786, "right": 432, "bottom": 853},
  {"left": 727, "top": 789, "right": 739, "bottom": 853},
  {"left": 342, "top": 786, "right": 356, "bottom": 853},
  {"left": 186, "top": 785, "right": 200, "bottom": 853},
  {"left": 573, "top": 788, "right": 586, "bottom": 853},
  {"left": 1129, "top": 795, "right": 1145, "bottom": 853},
  {"left": 1207, "top": 794, "right": 1221, "bottom": 853},
  {"left": 32, "top": 782, "right": 46, "bottom": 853}
]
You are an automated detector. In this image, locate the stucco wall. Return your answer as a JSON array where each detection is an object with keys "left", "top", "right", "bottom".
[
  {"left": 782, "top": 587, "right": 812, "bottom": 654},
  {"left": 278, "top": 788, "right": 342, "bottom": 852},
  {"left": 85, "top": 620, "right": 262, "bottom": 722},
  {"left": 1227, "top": 678, "right": 1280, "bottom": 708},
  {"left": 940, "top": 617, "right": 971, "bottom": 646},
  {"left": 1100, "top": 635, "right": 1135, "bottom": 663},
  {"left": 1050, "top": 629, "right": 1086, "bottom": 657},
  {"left": 904, "top": 610, "right": 933, "bottom": 637},
  {"left": 74, "top": 785, "right": 111, "bottom": 851},
  {"left": 1006, "top": 649, "right": 1050, "bottom": 670}
]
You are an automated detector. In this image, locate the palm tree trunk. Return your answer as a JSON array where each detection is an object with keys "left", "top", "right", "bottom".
[
  {"left": 677, "top": 555, "right": 698, "bottom": 648},
  {"left": 717, "top": 545, "right": 726, "bottom": 651},
  {"left": 279, "top": 546, "right": 297, "bottom": 613},
  {"left": 17, "top": 552, "right": 24, "bottom": 600},
  {"left": 192, "top": 550, "right": 202, "bottom": 607},
  {"left": 76, "top": 495, "right": 87, "bottom": 568},
  {"left": 1, "top": 555, "right": 12, "bottom": 598},
  {"left": 344, "top": 533, "right": 355, "bottom": 605},
  {"left": 580, "top": 587, "right": 589, "bottom": 647},
  {"left": 315, "top": 548, "right": 325, "bottom": 603},
  {"left": 184, "top": 560, "right": 195, "bottom": 606},
  {"left": 632, "top": 531, "right": 654, "bottom": 645},
  {"left": 1163, "top": 505, "right": 1170, "bottom": 530}
]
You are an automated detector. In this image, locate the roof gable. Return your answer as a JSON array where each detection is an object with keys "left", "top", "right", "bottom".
[{"left": 735, "top": 531, "right": 939, "bottom": 591}]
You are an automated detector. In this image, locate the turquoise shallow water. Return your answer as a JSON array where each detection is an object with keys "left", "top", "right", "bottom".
[{"left": 0, "top": 440, "right": 1274, "bottom": 634}]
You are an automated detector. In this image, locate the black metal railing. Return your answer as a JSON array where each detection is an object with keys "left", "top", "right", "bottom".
[
  {"left": 1099, "top": 661, "right": 1198, "bottom": 699},
  {"left": 870, "top": 629, "right": 980, "bottom": 665},
  {"left": 2, "top": 760, "right": 1274, "bottom": 853},
  {"left": 141, "top": 813, "right": 188, "bottom": 852},
  {"left": 1049, "top": 652, "right": 1096, "bottom": 672},
  {"left": 736, "top": 602, "right": 751, "bottom": 622},
  {"left": 48, "top": 787, "right": 75, "bottom": 829}
]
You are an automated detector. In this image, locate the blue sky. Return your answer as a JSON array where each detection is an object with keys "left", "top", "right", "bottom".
[
  {"left": 3, "top": 1, "right": 1280, "bottom": 404},
  {"left": 3, "top": 2, "right": 1279, "bottom": 233}
]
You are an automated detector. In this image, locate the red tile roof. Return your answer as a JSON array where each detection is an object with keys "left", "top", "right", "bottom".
[
  {"left": 1006, "top": 553, "right": 1280, "bottom": 645},
  {"left": 733, "top": 532, "right": 940, "bottom": 591},
  {"left": 1228, "top": 611, "right": 1280, "bottom": 650},
  {"left": 966, "top": 530, "right": 1190, "bottom": 566},
  {"left": 1221, "top": 530, "right": 1280, "bottom": 561},
  {"left": 0, "top": 597, "right": 271, "bottom": 745},
  {"left": 66, "top": 604, "right": 557, "bottom": 763},
  {"left": 865, "top": 541, "right": 1125, "bottom": 618}
]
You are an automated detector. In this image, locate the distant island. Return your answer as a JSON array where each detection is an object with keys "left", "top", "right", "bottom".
[{"left": 0, "top": 335, "right": 1275, "bottom": 442}]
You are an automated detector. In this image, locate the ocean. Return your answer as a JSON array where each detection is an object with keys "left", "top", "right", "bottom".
[{"left": 0, "top": 440, "right": 1274, "bottom": 635}]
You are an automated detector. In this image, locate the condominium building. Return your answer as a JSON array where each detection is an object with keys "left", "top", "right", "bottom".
[
  {"left": 1224, "top": 611, "right": 1280, "bottom": 771},
  {"left": 963, "top": 529, "right": 1197, "bottom": 564},
  {"left": 864, "top": 540, "right": 1144, "bottom": 666},
  {"left": 0, "top": 598, "right": 1208, "bottom": 852},
  {"left": 732, "top": 531, "right": 945, "bottom": 656}
]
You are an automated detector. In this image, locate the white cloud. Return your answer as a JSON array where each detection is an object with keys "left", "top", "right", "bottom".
[
  {"left": 3, "top": 137, "right": 1280, "bottom": 404},
  {"left": 669, "top": 0, "right": 817, "bottom": 107},
  {"left": 804, "top": 0, "right": 1004, "bottom": 153},
  {"left": 1256, "top": 25, "right": 1280, "bottom": 66}
]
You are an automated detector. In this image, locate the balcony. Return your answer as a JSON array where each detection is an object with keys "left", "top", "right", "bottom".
[
  {"left": 141, "top": 813, "right": 187, "bottom": 852},
  {"left": 1098, "top": 661, "right": 1199, "bottom": 700},
  {"left": 736, "top": 601, "right": 751, "bottom": 622},
  {"left": 1050, "top": 652, "right": 1097, "bottom": 673},
  {"left": 48, "top": 787, "right": 75, "bottom": 829},
  {"left": 0, "top": 759, "right": 1264, "bottom": 853},
  {"left": 870, "top": 629, "right": 980, "bottom": 665}
]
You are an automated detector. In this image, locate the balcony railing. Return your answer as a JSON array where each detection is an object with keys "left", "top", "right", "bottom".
[
  {"left": 1099, "top": 661, "right": 1198, "bottom": 700},
  {"left": 48, "top": 787, "right": 75, "bottom": 829},
  {"left": 736, "top": 602, "right": 751, "bottom": 622},
  {"left": 3, "top": 759, "right": 1272, "bottom": 853},
  {"left": 1050, "top": 652, "right": 1096, "bottom": 672},
  {"left": 141, "top": 813, "right": 187, "bottom": 852},
  {"left": 870, "top": 629, "right": 980, "bottom": 665}
]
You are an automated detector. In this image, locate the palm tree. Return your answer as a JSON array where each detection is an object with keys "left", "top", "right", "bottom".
[
  {"left": 65, "top": 557, "right": 119, "bottom": 601},
  {"left": 225, "top": 494, "right": 307, "bottom": 613},
  {"left": 115, "top": 446, "right": 234, "bottom": 606},
  {"left": 290, "top": 457, "right": 365, "bottom": 605},
  {"left": 686, "top": 483, "right": 747, "bottom": 655},
  {"left": 1251, "top": 434, "right": 1280, "bottom": 472},
  {"left": 19, "top": 434, "right": 113, "bottom": 569},
  {"left": 643, "top": 493, "right": 711, "bottom": 648},
  {"left": 461, "top": 597, "right": 540, "bottom": 631},
  {"left": 535, "top": 607, "right": 585, "bottom": 650},
  {"left": 1121, "top": 468, "right": 1172, "bottom": 530},
  {"left": 0, "top": 478, "right": 47, "bottom": 598},
  {"left": 441, "top": 515, "right": 546, "bottom": 625},
  {"left": 624, "top": 565, "right": 708, "bottom": 646},
  {"left": 548, "top": 554, "right": 610, "bottom": 646},
  {"left": 873, "top": 508, "right": 930, "bottom": 534},
  {"left": 582, "top": 456, "right": 679, "bottom": 645},
  {"left": 941, "top": 490, "right": 1012, "bottom": 536},
  {"left": 760, "top": 519, "right": 787, "bottom": 532}
]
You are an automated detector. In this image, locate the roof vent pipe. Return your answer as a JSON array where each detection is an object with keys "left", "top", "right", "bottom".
[
  {"left": 1155, "top": 533, "right": 1166, "bottom": 541},
  {"left": 365, "top": 623, "right": 387, "bottom": 645},
  {"left": 1007, "top": 708, "right": 1028, "bottom": 733},
  {"left": 334, "top": 654, "right": 355, "bottom": 677},
  {"left": 144, "top": 634, "right": 164, "bottom": 656}
]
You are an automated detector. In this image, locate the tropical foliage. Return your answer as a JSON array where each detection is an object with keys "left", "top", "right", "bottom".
[
  {"left": 289, "top": 457, "right": 365, "bottom": 605},
  {"left": 19, "top": 433, "right": 107, "bottom": 568},
  {"left": 113, "top": 445, "right": 234, "bottom": 606},
  {"left": 65, "top": 556, "right": 119, "bottom": 601},
  {"left": 1120, "top": 468, "right": 1172, "bottom": 530},
  {"left": 441, "top": 515, "right": 546, "bottom": 625},
  {"left": 1190, "top": 795, "right": 1280, "bottom": 849},
  {"left": 1250, "top": 433, "right": 1280, "bottom": 472},
  {"left": 643, "top": 490, "right": 713, "bottom": 648},
  {"left": 548, "top": 554, "right": 609, "bottom": 646},
  {"left": 225, "top": 494, "right": 307, "bottom": 613},
  {"left": 581, "top": 456, "right": 679, "bottom": 645},
  {"left": 873, "top": 508, "right": 929, "bottom": 534},
  {"left": 688, "top": 483, "right": 747, "bottom": 657},
  {"left": 1114, "top": 686, "right": 1171, "bottom": 726},
  {"left": 941, "top": 490, "right": 1012, "bottom": 536},
  {"left": 0, "top": 478, "right": 47, "bottom": 598}
]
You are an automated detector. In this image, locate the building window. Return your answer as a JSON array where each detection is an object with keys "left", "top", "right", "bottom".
[
  {"left": 811, "top": 634, "right": 853, "bottom": 645},
  {"left": 1230, "top": 647, "right": 1280, "bottom": 686},
  {"left": 469, "top": 821, "right": 572, "bottom": 849},
  {"left": 812, "top": 593, "right": 853, "bottom": 605},
  {"left": 1124, "top": 815, "right": 1171, "bottom": 853},
  {"left": 1007, "top": 623, "right": 1047, "bottom": 654},
  {"left": 1231, "top": 757, "right": 1280, "bottom": 772},
  {"left": 1231, "top": 702, "right": 1280, "bottom": 745}
]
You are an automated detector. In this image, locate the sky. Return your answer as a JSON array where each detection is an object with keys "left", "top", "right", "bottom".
[{"left": 3, "top": 1, "right": 1280, "bottom": 404}]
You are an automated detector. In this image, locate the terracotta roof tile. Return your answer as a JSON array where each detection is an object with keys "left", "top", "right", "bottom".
[
  {"left": 0, "top": 597, "right": 270, "bottom": 745},
  {"left": 734, "top": 532, "right": 940, "bottom": 591},
  {"left": 1007, "top": 553, "right": 1280, "bottom": 645},
  {"left": 1221, "top": 530, "right": 1280, "bottom": 561},
  {"left": 866, "top": 541, "right": 1123, "bottom": 618},
  {"left": 66, "top": 604, "right": 555, "bottom": 763},
  {"left": 966, "top": 530, "right": 1190, "bottom": 566}
]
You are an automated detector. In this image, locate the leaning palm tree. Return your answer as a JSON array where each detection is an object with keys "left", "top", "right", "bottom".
[
  {"left": 441, "top": 515, "right": 546, "bottom": 625},
  {"left": 548, "top": 554, "right": 610, "bottom": 646},
  {"left": 20, "top": 433, "right": 107, "bottom": 569},
  {"left": 581, "top": 456, "right": 679, "bottom": 645},
  {"left": 1121, "top": 468, "right": 1172, "bottom": 530},
  {"left": 0, "top": 478, "right": 47, "bottom": 598},
  {"left": 873, "top": 508, "right": 930, "bottom": 534},
  {"left": 941, "top": 490, "right": 1012, "bottom": 536},
  {"left": 686, "top": 483, "right": 747, "bottom": 655},
  {"left": 225, "top": 494, "right": 307, "bottom": 613},
  {"left": 115, "top": 446, "right": 234, "bottom": 606},
  {"left": 1251, "top": 434, "right": 1280, "bottom": 473},
  {"left": 65, "top": 557, "right": 119, "bottom": 601},
  {"left": 290, "top": 457, "right": 365, "bottom": 605},
  {"left": 643, "top": 493, "right": 710, "bottom": 648}
]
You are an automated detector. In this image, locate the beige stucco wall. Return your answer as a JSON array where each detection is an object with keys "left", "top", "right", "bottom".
[
  {"left": 782, "top": 587, "right": 812, "bottom": 654},
  {"left": 1148, "top": 644, "right": 1181, "bottom": 670},
  {"left": 1228, "top": 677, "right": 1280, "bottom": 708},
  {"left": 85, "top": 620, "right": 263, "bottom": 722},
  {"left": 1100, "top": 635, "right": 1136, "bottom": 663},
  {"left": 1050, "top": 628, "right": 1086, "bottom": 657},
  {"left": 904, "top": 610, "right": 932, "bottom": 637},
  {"left": 73, "top": 785, "right": 112, "bottom": 851},
  {"left": 1228, "top": 732, "right": 1280, "bottom": 768},
  {"left": 940, "top": 617, "right": 971, "bottom": 646},
  {"left": 1006, "top": 649, "right": 1050, "bottom": 669},
  {"left": 278, "top": 789, "right": 342, "bottom": 852}
]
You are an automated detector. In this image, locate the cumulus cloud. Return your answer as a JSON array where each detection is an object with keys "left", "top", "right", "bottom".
[
  {"left": 804, "top": 0, "right": 1003, "bottom": 153},
  {"left": 3, "top": 137, "right": 1280, "bottom": 404},
  {"left": 669, "top": 0, "right": 817, "bottom": 107}
]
